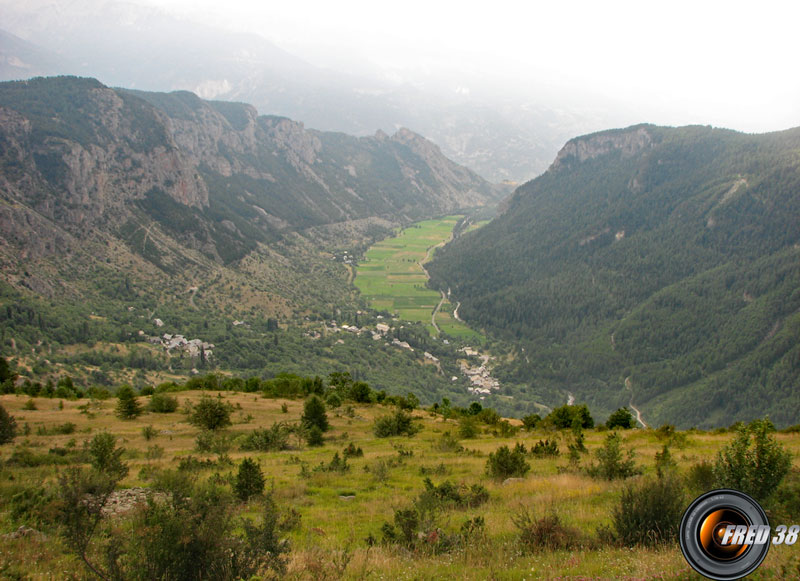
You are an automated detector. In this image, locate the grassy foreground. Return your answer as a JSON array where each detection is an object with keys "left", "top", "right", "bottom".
[{"left": 1, "top": 391, "right": 800, "bottom": 579}]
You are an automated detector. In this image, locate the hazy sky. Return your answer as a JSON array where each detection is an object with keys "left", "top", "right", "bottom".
[{"left": 146, "top": 0, "right": 799, "bottom": 133}]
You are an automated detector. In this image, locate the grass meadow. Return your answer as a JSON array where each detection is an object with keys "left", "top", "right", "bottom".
[
  {"left": 2, "top": 391, "right": 800, "bottom": 579},
  {"left": 354, "top": 216, "right": 481, "bottom": 339}
]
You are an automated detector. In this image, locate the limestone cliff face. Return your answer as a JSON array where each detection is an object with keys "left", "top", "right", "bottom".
[
  {"left": 550, "top": 125, "right": 655, "bottom": 171},
  {"left": 0, "top": 77, "right": 503, "bottom": 266}
]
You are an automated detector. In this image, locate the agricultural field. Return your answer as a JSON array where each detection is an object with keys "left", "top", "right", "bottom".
[
  {"left": 2, "top": 389, "right": 800, "bottom": 579},
  {"left": 354, "top": 216, "right": 480, "bottom": 339}
]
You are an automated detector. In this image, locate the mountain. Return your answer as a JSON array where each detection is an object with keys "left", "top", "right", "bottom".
[
  {"left": 0, "top": 76, "right": 509, "bottom": 406},
  {"left": 428, "top": 124, "right": 800, "bottom": 428},
  {"left": 0, "top": 76, "right": 500, "bottom": 265},
  {"left": 0, "top": 0, "right": 600, "bottom": 182}
]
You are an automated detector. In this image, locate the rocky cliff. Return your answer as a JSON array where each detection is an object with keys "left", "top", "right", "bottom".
[{"left": 0, "top": 77, "right": 503, "bottom": 267}]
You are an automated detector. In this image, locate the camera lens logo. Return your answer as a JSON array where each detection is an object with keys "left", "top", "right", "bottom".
[{"left": 680, "top": 489, "right": 771, "bottom": 580}]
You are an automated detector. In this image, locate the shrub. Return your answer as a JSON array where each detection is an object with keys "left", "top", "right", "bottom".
[
  {"left": 195, "top": 430, "right": 231, "bottom": 454},
  {"left": 301, "top": 395, "right": 329, "bottom": 432},
  {"left": 531, "top": 439, "right": 560, "bottom": 457},
  {"left": 486, "top": 444, "right": 530, "bottom": 480},
  {"left": 606, "top": 408, "right": 636, "bottom": 429},
  {"left": 417, "top": 478, "right": 489, "bottom": 512},
  {"left": 432, "top": 432, "right": 465, "bottom": 453},
  {"left": 586, "top": 432, "right": 641, "bottom": 480},
  {"left": 373, "top": 409, "right": 421, "bottom": 437},
  {"left": 306, "top": 425, "right": 324, "bottom": 447},
  {"left": 148, "top": 393, "right": 178, "bottom": 413},
  {"left": 713, "top": 418, "right": 791, "bottom": 502},
  {"left": 141, "top": 425, "right": 158, "bottom": 441},
  {"left": 23, "top": 399, "right": 36, "bottom": 410},
  {"left": 88, "top": 432, "right": 129, "bottom": 481},
  {"left": 512, "top": 508, "right": 578, "bottom": 552},
  {"left": 115, "top": 384, "right": 143, "bottom": 420},
  {"left": 545, "top": 404, "right": 594, "bottom": 429},
  {"left": 187, "top": 395, "right": 232, "bottom": 431},
  {"left": 234, "top": 457, "right": 266, "bottom": 501},
  {"left": 240, "top": 423, "right": 291, "bottom": 451},
  {"left": 607, "top": 475, "right": 685, "bottom": 546},
  {"left": 686, "top": 460, "right": 716, "bottom": 495},
  {"left": 457, "top": 416, "right": 479, "bottom": 439},
  {"left": 521, "top": 413, "right": 541, "bottom": 431},
  {"left": 343, "top": 442, "right": 363, "bottom": 458},
  {"left": 0, "top": 404, "right": 18, "bottom": 444}
]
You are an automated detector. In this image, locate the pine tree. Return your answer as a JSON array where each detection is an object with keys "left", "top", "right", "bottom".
[
  {"left": 115, "top": 385, "right": 143, "bottom": 420},
  {"left": 301, "top": 395, "right": 329, "bottom": 432}
]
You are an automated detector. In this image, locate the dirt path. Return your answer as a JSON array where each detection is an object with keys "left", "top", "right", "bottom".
[
  {"left": 453, "top": 302, "right": 462, "bottom": 321},
  {"left": 625, "top": 377, "right": 648, "bottom": 428},
  {"left": 417, "top": 233, "right": 453, "bottom": 335},
  {"left": 431, "top": 291, "right": 446, "bottom": 334}
]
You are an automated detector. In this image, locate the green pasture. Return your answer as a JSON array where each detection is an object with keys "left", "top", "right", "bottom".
[{"left": 354, "top": 216, "right": 481, "bottom": 337}]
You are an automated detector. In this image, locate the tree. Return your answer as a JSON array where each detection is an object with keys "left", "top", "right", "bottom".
[
  {"left": 187, "top": 395, "right": 232, "bottom": 431},
  {"left": 586, "top": 432, "right": 641, "bottom": 480},
  {"left": 0, "top": 403, "right": 17, "bottom": 444},
  {"left": 301, "top": 395, "right": 329, "bottom": 432},
  {"left": 545, "top": 404, "right": 594, "bottom": 429},
  {"left": 88, "top": 432, "right": 129, "bottom": 481},
  {"left": 234, "top": 458, "right": 266, "bottom": 501},
  {"left": 713, "top": 418, "right": 791, "bottom": 502},
  {"left": 606, "top": 408, "right": 636, "bottom": 429},
  {"left": 486, "top": 444, "right": 531, "bottom": 480},
  {"left": 115, "top": 385, "right": 143, "bottom": 420}
]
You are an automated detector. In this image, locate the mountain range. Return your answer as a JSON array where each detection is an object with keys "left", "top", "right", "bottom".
[{"left": 428, "top": 124, "right": 800, "bottom": 427}]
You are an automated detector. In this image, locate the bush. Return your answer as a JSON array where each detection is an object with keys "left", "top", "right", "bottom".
[
  {"left": 531, "top": 439, "right": 559, "bottom": 457},
  {"left": 234, "top": 457, "right": 265, "bottom": 501},
  {"left": 545, "top": 404, "right": 594, "bottom": 429},
  {"left": 187, "top": 395, "right": 232, "bottom": 431},
  {"left": 607, "top": 475, "right": 685, "bottom": 546},
  {"left": 343, "top": 442, "right": 364, "bottom": 458},
  {"left": 521, "top": 413, "right": 541, "bottom": 431},
  {"left": 0, "top": 403, "right": 18, "bottom": 444},
  {"left": 88, "top": 432, "right": 129, "bottom": 481},
  {"left": 195, "top": 430, "right": 231, "bottom": 454},
  {"left": 306, "top": 425, "right": 324, "bottom": 447},
  {"left": 606, "top": 408, "right": 636, "bottom": 429},
  {"left": 141, "top": 425, "right": 158, "bottom": 441},
  {"left": 373, "top": 409, "right": 421, "bottom": 437},
  {"left": 240, "top": 423, "right": 291, "bottom": 452},
  {"left": 417, "top": 478, "right": 489, "bottom": 512},
  {"left": 686, "top": 460, "right": 716, "bottom": 496},
  {"left": 713, "top": 418, "right": 791, "bottom": 502},
  {"left": 586, "top": 432, "right": 641, "bottom": 480},
  {"left": 301, "top": 395, "right": 329, "bottom": 432},
  {"left": 512, "top": 508, "right": 578, "bottom": 552},
  {"left": 486, "top": 444, "right": 530, "bottom": 480},
  {"left": 457, "top": 416, "right": 479, "bottom": 439},
  {"left": 115, "top": 384, "right": 143, "bottom": 420},
  {"left": 149, "top": 393, "right": 178, "bottom": 413}
]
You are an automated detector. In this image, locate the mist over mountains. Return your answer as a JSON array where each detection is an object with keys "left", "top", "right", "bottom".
[{"left": 0, "top": 0, "right": 607, "bottom": 183}]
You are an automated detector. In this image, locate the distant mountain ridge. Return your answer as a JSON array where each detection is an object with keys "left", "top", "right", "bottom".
[
  {"left": 0, "top": 0, "right": 600, "bottom": 182},
  {"left": 428, "top": 123, "right": 800, "bottom": 428}
]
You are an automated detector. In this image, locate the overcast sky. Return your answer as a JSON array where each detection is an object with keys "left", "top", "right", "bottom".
[{"left": 143, "top": 0, "right": 798, "bottom": 133}]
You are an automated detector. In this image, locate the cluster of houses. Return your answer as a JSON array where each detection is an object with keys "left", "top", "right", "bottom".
[
  {"left": 459, "top": 347, "right": 500, "bottom": 396},
  {"left": 146, "top": 332, "right": 214, "bottom": 359}
]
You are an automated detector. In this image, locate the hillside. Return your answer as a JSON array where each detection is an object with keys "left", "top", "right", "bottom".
[
  {"left": 2, "top": 387, "right": 800, "bottom": 578},
  {"left": 0, "top": 76, "right": 506, "bottom": 408},
  {"left": 428, "top": 124, "right": 800, "bottom": 428}
]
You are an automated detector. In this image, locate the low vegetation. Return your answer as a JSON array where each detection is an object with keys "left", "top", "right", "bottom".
[{"left": 1, "top": 379, "right": 800, "bottom": 578}]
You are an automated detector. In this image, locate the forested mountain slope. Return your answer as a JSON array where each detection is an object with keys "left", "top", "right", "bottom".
[{"left": 428, "top": 124, "right": 800, "bottom": 427}]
